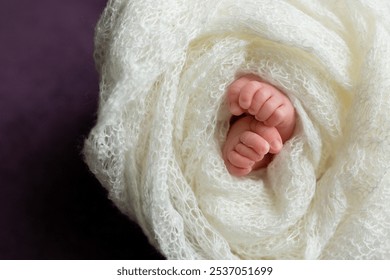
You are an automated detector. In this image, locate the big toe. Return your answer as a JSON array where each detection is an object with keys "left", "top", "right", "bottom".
[{"left": 249, "top": 121, "right": 283, "bottom": 154}]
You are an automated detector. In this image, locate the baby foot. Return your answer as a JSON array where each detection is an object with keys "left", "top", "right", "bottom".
[
  {"left": 222, "top": 74, "right": 296, "bottom": 176},
  {"left": 227, "top": 74, "right": 295, "bottom": 141},
  {"left": 222, "top": 115, "right": 283, "bottom": 177}
]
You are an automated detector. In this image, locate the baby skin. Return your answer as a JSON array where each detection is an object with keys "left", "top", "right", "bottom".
[{"left": 222, "top": 74, "right": 296, "bottom": 176}]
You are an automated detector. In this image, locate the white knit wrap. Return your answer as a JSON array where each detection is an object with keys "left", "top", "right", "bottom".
[{"left": 84, "top": 0, "right": 390, "bottom": 259}]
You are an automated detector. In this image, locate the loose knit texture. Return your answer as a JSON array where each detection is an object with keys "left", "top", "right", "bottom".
[{"left": 84, "top": 0, "right": 390, "bottom": 259}]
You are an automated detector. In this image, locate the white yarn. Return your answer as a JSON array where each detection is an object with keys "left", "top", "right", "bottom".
[{"left": 84, "top": 0, "right": 390, "bottom": 259}]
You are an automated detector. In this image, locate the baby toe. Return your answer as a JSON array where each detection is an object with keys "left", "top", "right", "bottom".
[
  {"left": 249, "top": 120, "right": 282, "bottom": 154},
  {"left": 235, "top": 143, "right": 263, "bottom": 162},
  {"left": 227, "top": 150, "right": 255, "bottom": 169},
  {"left": 239, "top": 131, "right": 270, "bottom": 156},
  {"left": 225, "top": 163, "right": 252, "bottom": 177}
]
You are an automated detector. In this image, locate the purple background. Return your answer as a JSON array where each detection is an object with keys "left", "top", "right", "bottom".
[{"left": 0, "top": 0, "right": 162, "bottom": 259}]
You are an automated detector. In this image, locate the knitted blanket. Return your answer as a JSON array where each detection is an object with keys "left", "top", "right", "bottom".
[{"left": 84, "top": 0, "right": 390, "bottom": 259}]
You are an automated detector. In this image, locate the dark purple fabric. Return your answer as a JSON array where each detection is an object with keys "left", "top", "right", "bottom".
[{"left": 0, "top": 0, "right": 163, "bottom": 259}]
